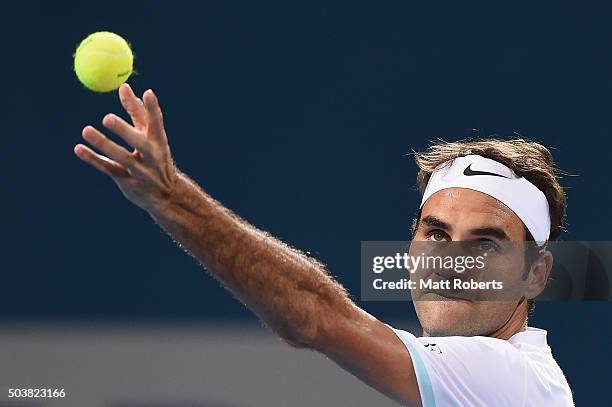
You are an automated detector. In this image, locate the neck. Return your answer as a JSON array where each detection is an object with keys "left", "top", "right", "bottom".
[{"left": 488, "top": 300, "right": 528, "bottom": 340}]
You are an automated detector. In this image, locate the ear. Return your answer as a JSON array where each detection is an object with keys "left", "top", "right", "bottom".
[{"left": 523, "top": 250, "right": 553, "bottom": 299}]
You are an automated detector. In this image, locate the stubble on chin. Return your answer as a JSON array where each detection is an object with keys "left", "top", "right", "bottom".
[{"left": 415, "top": 300, "right": 485, "bottom": 337}]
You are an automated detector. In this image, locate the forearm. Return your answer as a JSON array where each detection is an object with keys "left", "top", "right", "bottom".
[
  {"left": 77, "top": 86, "right": 419, "bottom": 405},
  {"left": 148, "top": 171, "right": 353, "bottom": 345}
]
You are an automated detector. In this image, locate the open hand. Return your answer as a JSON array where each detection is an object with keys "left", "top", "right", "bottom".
[{"left": 74, "top": 84, "right": 178, "bottom": 212}]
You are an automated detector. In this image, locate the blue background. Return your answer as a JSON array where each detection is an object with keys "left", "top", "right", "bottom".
[{"left": 4, "top": 1, "right": 611, "bottom": 404}]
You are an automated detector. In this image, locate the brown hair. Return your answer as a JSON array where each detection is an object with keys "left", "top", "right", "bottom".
[{"left": 413, "top": 138, "right": 567, "bottom": 241}]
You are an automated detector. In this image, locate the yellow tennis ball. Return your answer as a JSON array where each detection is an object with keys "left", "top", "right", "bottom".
[{"left": 74, "top": 32, "right": 134, "bottom": 93}]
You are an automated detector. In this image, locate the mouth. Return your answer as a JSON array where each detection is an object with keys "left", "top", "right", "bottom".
[{"left": 418, "top": 291, "right": 473, "bottom": 303}]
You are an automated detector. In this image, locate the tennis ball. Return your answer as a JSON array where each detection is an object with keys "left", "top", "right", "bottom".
[{"left": 74, "top": 31, "right": 134, "bottom": 93}]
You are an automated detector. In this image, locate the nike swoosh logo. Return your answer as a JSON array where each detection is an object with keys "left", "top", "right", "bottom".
[{"left": 463, "top": 164, "right": 510, "bottom": 178}]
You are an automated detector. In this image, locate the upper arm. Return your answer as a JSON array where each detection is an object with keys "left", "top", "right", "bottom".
[
  {"left": 310, "top": 304, "right": 528, "bottom": 407},
  {"left": 312, "top": 305, "right": 421, "bottom": 406}
]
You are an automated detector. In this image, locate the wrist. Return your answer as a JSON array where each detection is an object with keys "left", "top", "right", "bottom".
[{"left": 146, "top": 170, "right": 186, "bottom": 217}]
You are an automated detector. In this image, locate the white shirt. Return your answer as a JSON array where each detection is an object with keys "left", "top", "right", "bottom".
[{"left": 390, "top": 326, "right": 574, "bottom": 406}]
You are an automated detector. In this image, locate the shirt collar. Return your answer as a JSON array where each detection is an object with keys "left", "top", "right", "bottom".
[{"left": 508, "top": 326, "right": 548, "bottom": 347}]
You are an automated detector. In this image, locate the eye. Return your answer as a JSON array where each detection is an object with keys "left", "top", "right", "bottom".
[
  {"left": 475, "top": 240, "right": 498, "bottom": 252},
  {"left": 428, "top": 230, "right": 449, "bottom": 242}
]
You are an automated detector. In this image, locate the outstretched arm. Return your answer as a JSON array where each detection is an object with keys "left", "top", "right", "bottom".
[{"left": 74, "top": 84, "right": 420, "bottom": 406}]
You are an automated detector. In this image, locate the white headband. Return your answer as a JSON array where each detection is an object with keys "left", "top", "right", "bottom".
[{"left": 421, "top": 155, "right": 551, "bottom": 244}]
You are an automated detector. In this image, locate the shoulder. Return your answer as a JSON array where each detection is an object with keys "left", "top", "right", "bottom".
[
  {"left": 389, "top": 326, "right": 574, "bottom": 407},
  {"left": 390, "top": 327, "right": 526, "bottom": 407},
  {"left": 509, "top": 328, "right": 574, "bottom": 406}
]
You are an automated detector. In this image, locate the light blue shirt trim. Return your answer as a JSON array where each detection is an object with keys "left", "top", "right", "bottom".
[{"left": 391, "top": 328, "right": 436, "bottom": 407}]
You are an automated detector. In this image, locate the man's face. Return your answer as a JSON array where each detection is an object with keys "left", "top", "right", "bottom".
[{"left": 411, "top": 188, "right": 529, "bottom": 337}]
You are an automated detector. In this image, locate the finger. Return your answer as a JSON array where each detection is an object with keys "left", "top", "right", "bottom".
[
  {"left": 143, "top": 89, "right": 166, "bottom": 141},
  {"left": 74, "top": 144, "right": 130, "bottom": 178},
  {"left": 82, "top": 125, "right": 136, "bottom": 168},
  {"left": 102, "top": 113, "right": 149, "bottom": 153},
  {"left": 118, "top": 83, "right": 147, "bottom": 130}
]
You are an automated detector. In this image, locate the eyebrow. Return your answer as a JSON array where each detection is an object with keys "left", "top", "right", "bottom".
[
  {"left": 419, "top": 215, "right": 510, "bottom": 241},
  {"left": 469, "top": 227, "right": 510, "bottom": 241},
  {"left": 420, "top": 215, "right": 450, "bottom": 231}
]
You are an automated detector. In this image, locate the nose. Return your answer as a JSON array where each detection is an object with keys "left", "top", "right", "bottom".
[{"left": 413, "top": 241, "right": 481, "bottom": 295}]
